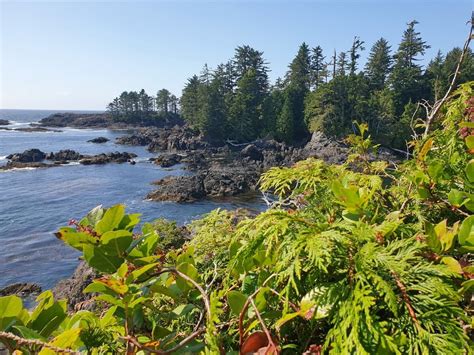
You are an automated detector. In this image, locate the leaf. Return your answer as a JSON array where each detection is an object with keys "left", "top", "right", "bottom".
[
  {"left": 459, "top": 216, "right": 474, "bottom": 247},
  {"left": 241, "top": 331, "right": 279, "bottom": 354},
  {"left": 448, "top": 189, "right": 466, "bottom": 207},
  {"left": 466, "top": 160, "right": 474, "bottom": 183},
  {"left": 95, "top": 204, "right": 125, "bottom": 235},
  {"left": 418, "top": 138, "right": 433, "bottom": 162},
  {"left": 38, "top": 328, "right": 81, "bottom": 355},
  {"left": 86, "top": 205, "right": 104, "bottom": 226},
  {"left": 55, "top": 230, "right": 97, "bottom": 251},
  {"left": 441, "top": 257, "right": 463, "bottom": 274},
  {"left": 275, "top": 312, "right": 300, "bottom": 330},
  {"left": 11, "top": 325, "right": 45, "bottom": 341},
  {"left": 118, "top": 213, "right": 141, "bottom": 231},
  {"left": 176, "top": 262, "right": 199, "bottom": 291},
  {"left": 129, "top": 263, "right": 159, "bottom": 282},
  {"left": 227, "top": 290, "right": 247, "bottom": 315},
  {"left": 100, "top": 230, "right": 133, "bottom": 256},
  {"left": 0, "top": 295, "right": 23, "bottom": 330},
  {"left": 28, "top": 292, "right": 67, "bottom": 337},
  {"left": 466, "top": 135, "right": 474, "bottom": 150},
  {"left": 83, "top": 244, "right": 124, "bottom": 273}
]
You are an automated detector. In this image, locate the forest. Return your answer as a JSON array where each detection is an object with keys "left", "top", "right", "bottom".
[{"left": 108, "top": 20, "right": 473, "bottom": 149}]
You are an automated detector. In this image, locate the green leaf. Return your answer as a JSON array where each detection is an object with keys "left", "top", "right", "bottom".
[
  {"left": 11, "top": 325, "right": 45, "bottom": 341},
  {"left": 466, "top": 160, "right": 474, "bottom": 183},
  {"left": 95, "top": 204, "right": 125, "bottom": 235},
  {"left": 227, "top": 290, "right": 247, "bottom": 315},
  {"left": 0, "top": 295, "right": 23, "bottom": 330},
  {"left": 39, "top": 328, "right": 81, "bottom": 355},
  {"left": 56, "top": 230, "right": 97, "bottom": 251},
  {"left": 100, "top": 230, "right": 133, "bottom": 256},
  {"left": 176, "top": 262, "right": 199, "bottom": 291},
  {"left": 466, "top": 135, "right": 474, "bottom": 150},
  {"left": 86, "top": 205, "right": 104, "bottom": 226},
  {"left": 118, "top": 213, "right": 141, "bottom": 231},
  {"left": 441, "top": 257, "right": 463, "bottom": 274},
  {"left": 28, "top": 291, "right": 67, "bottom": 337},
  {"left": 448, "top": 189, "right": 465, "bottom": 207},
  {"left": 275, "top": 312, "right": 301, "bottom": 330},
  {"left": 83, "top": 244, "right": 124, "bottom": 273},
  {"left": 129, "top": 263, "right": 159, "bottom": 282},
  {"left": 459, "top": 216, "right": 474, "bottom": 247}
]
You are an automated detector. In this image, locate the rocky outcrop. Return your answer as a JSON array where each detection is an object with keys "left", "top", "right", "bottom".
[
  {"left": 0, "top": 119, "right": 10, "bottom": 125},
  {"left": 79, "top": 152, "right": 137, "bottom": 165},
  {"left": 241, "top": 144, "right": 264, "bottom": 161},
  {"left": 53, "top": 261, "right": 97, "bottom": 311},
  {"left": 46, "top": 150, "right": 82, "bottom": 161},
  {"left": 116, "top": 133, "right": 152, "bottom": 146},
  {"left": 0, "top": 282, "right": 41, "bottom": 297},
  {"left": 39, "top": 113, "right": 113, "bottom": 128},
  {"left": 7, "top": 149, "right": 46, "bottom": 163},
  {"left": 88, "top": 137, "right": 109, "bottom": 144}
]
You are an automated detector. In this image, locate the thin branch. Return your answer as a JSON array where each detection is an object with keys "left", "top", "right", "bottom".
[
  {"left": 0, "top": 331, "right": 79, "bottom": 354},
  {"left": 423, "top": 17, "right": 473, "bottom": 137}
]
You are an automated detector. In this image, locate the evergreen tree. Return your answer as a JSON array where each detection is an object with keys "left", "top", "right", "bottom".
[
  {"left": 336, "top": 51, "right": 348, "bottom": 77},
  {"left": 286, "top": 42, "right": 312, "bottom": 90},
  {"left": 156, "top": 89, "right": 171, "bottom": 113},
  {"left": 311, "top": 45, "right": 327, "bottom": 89},
  {"left": 348, "top": 36, "right": 365, "bottom": 75},
  {"left": 365, "top": 38, "right": 392, "bottom": 90},
  {"left": 229, "top": 68, "right": 260, "bottom": 141},
  {"left": 180, "top": 75, "right": 201, "bottom": 126},
  {"left": 232, "top": 45, "right": 269, "bottom": 92},
  {"left": 389, "top": 20, "right": 430, "bottom": 115}
]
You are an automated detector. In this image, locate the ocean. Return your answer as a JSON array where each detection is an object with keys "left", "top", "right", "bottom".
[{"left": 0, "top": 109, "right": 264, "bottom": 290}]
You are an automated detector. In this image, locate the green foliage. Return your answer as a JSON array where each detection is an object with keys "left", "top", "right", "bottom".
[{"left": 2, "top": 84, "right": 473, "bottom": 354}]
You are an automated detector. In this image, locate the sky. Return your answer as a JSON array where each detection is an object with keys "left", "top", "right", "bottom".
[{"left": 0, "top": 0, "right": 472, "bottom": 110}]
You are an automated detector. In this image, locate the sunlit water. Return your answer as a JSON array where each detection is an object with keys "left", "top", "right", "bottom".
[{"left": 0, "top": 109, "right": 265, "bottom": 290}]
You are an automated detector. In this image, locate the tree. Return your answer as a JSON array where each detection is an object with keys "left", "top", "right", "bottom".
[
  {"left": 286, "top": 42, "right": 312, "bottom": 91},
  {"left": 336, "top": 51, "right": 348, "bottom": 77},
  {"left": 365, "top": 38, "right": 392, "bottom": 90},
  {"left": 232, "top": 45, "right": 269, "bottom": 92},
  {"left": 348, "top": 36, "right": 365, "bottom": 75},
  {"left": 156, "top": 89, "right": 171, "bottom": 114},
  {"left": 389, "top": 20, "right": 430, "bottom": 115},
  {"left": 181, "top": 75, "right": 201, "bottom": 126},
  {"left": 228, "top": 69, "right": 260, "bottom": 141},
  {"left": 311, "top": 45, "right": 327, "bottom": 90}
]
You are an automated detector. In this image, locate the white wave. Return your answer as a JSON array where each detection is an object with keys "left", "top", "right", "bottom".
[{"left": 0, "top": 155, "right": 7, "bottom": 161}]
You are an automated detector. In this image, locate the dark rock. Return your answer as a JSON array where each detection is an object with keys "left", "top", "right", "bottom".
[
  {"left": 6, "top": 149, "right": 46, "bottom": 163},
  {"left": 0, "top": 283, "right": 41, "bottom": 297},
  {"left": 38, "top": 112, "right": 112, "bottom": 128},
  {"left": 241, "top": 144, "right": 263, "bottom": 161},
  {"left": 53, "top": 261, "right": 97, "bottom": 311},
  {"left": 116, "top": 133, "right": 151, "bottom": 146},
  {"left": 0, "top": 119, "right": 10, "bottom": 125},
  {"left": 147, "top": 175, "right": 205, "bottom": 202},
  {"left": 15, "top": 126, "right": 62, "bottom": 133},
  {"left": 154, "top": 153, "right": 182, "bottom": 168},
  {"left": 46, "top": 149, "right": 82, "bottom": 161},
  {"left": 0, "top": 162, "right": 56, "bottom": 171},
  {"left": 88, "top": 136, "right": 109, "bottom": 144},
  {"left": 79, "top": 152, "right": 137, "bottom": 165}
]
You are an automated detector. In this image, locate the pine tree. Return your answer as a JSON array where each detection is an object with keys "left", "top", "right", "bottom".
[
  {"left": 336, "top": 51, "right": 348, "bottom": 77},
  {"left": 365, "top": 38, "right": 392, "bottom": 90},
  {"left": 287, "top": 42, "right": 312, "bottom": 91},
  {"left": 156, "top": 89, "right": 171, "bottom": 114}
]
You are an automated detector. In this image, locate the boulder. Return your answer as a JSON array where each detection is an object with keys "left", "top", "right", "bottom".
[
  {"left": 80, "top": 152, "right": 137, "bottom": 165},
  {"left": 154, "top": 153, "right": 182, "bottom": 168},
  {"left": 6, "top": 149, "right": 46, "bottom": 163},
  {"left": 241, "top": 144, "right": 264, "bottom": 161},
  {"left": 88, "top": 136, "right": 109, "bottom": 144}
]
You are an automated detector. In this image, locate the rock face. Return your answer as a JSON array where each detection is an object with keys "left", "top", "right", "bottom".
[
  {"left": 7, "top": 149, "right": 46, "bottom": 163},
  {"left": 116, "top": 133, "right": 151, "bottom": 146},
  {"left": 88, "top": 137, "right": 109, "bottom": 144},
  {"left": 53, "top": 261, "right": 97, "bottom": 311},
  {"left": 0, "top": 119, "right": 10, "bottom": 125},
  {"left": 0, "top": 282, "right": 42, "bottom": 297}
]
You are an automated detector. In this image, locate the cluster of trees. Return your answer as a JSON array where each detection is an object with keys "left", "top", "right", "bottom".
[
  {"left": 107, "top": 88, "right": 179, "bottom": 122},
  {"left": 180, "top": 20, "right": 473, "bottom": 147}
]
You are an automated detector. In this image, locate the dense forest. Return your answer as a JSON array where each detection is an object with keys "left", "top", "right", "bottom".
[{"left": 108, "top": 20, "right": 474, "bottom": 149}]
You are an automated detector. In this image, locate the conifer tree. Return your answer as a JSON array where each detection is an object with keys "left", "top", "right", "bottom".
[
  {"left": 348, "top": 36, "right": 365, "bottom": 75},
  {"left": 180, "top": 75, "right": 201, "bottom": 126},
  {"left": 311, "top": 45, "right": 327, "bottom": 90},
  {"left": 365, "top": 38, "right": 392, "bottom": 90}
]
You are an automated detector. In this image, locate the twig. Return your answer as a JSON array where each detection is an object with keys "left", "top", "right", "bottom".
[
  {"left": 423, "top": 17, "right": 473, "bottom": 137},
  {"left": 0, "top": 331, "right": 80, "bottom": 354},
  {"left": 249, "top": 297, "right": 279, "bottom": 350},
  {"left": 390, "top": 271, "right": 419, "bottom": 328}
]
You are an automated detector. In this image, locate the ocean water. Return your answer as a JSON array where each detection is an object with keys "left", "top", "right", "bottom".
[{"left": 0, "top": 109, "right": 265, "bottom": 290}]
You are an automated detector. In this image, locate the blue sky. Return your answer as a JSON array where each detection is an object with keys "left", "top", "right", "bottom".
[{"left": 1, "top": 0, "right": 472, "bottom": 110}]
